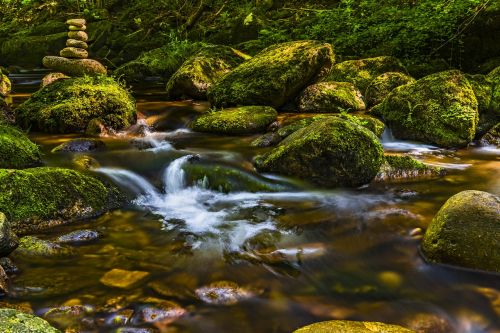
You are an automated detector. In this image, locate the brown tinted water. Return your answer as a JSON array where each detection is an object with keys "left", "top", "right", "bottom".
[{"left": 3, "top": 77, "right": 500, "bottom": 333}]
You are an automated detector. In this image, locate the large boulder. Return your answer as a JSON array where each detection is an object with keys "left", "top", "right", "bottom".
[
  {"left": 0, "top": 125, "right": 42, "bottom": 169},
  {"left": 16, "top": 76, "right": 136, "bottom": 134},
  {"left": 378, "top": 70, "right": 478, "bottom": 147},
  {"left": 0, "top": 212, "right": 18, "bottom": 257},
  {"left": 374, "top": 155, "right": 444, "bottom": 183},
  {"left": 293, "top": 320, "right": 415, "bottom": 333},
  {"left": 208, "top": 40, "right": 334, "bottom": 109},
  {"left": 365, "top": 72, "right": 416, "bottom": 107},
  {"left": 297, "top": 81, "right": 365, "bottom": 113},
  {"left": 421, "top": 190, "right": 500, "bottom": 272},
  {"left": 0, "top": 74, "right": 11, "bottom": 97},
  {"left": 465, "top": 74, "right": 498, "bottom": 136},
  {"left": 166, "top": 45, "right": 248, "bottom": 100},
  {"left": 0, "top": 167, "right": 123, "bottom": 234},
  {"left": 190, "top": 106, "right": 277, "bottom": 135},
  {"left": 0, "top": 309, "right": 60, "bottom": 332},
  {"left": 325, "top": 56, "right": 408, "bottom": 91},
  {"left": 255, "top": 117, "right": 384, "bottom": 187},
  {"left": 42, "top": 56, "right": 107, "bottom": 77}
]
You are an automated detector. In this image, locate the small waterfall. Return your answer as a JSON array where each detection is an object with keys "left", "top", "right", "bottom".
[
  {"left": 163, "top": 155, "right": 193, "bottom": 193},
  {"left": 97, "top": 168, "right": 161, "bottom": 201},
  {"left": 381, "top": 127, "right": 396, "bottom": 143},
  {"left": 381, "top": 127, "right": 437, "bottom": 153}
]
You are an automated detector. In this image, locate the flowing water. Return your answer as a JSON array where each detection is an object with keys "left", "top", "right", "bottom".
[{"left": 3, "top": 75, "right": 500, "bottom": 332}]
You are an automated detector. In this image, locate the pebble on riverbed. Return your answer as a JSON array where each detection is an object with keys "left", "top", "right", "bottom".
[
  {"left": 195, "top": 280, "right": 254, "bottom": 305},
  {"left": 56, "top": 230, "right": 101, "bottom": 244},
  {"left": 100, "top": 268, "right": 150, "bottom": 289}
]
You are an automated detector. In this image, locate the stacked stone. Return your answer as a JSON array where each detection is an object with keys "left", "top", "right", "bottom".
[{"left": 42, "top": 18, "right": 107, "bottom": 81}]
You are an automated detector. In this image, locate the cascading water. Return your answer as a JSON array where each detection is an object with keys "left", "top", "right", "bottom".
[
  {"left": 163, "top": 155, "right": 192, "bottom": 193},
  {"left": 381, "top": 127, "right": 438, "bottom": 153}
]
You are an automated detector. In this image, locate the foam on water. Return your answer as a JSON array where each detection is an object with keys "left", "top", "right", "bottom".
[{"left": 381, "top": 128, "right": 439, "bottom": 154}]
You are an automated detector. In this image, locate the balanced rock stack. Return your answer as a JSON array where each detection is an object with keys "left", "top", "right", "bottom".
[{"left": 42, "top": 18, "right": 107, "bottom": 79}]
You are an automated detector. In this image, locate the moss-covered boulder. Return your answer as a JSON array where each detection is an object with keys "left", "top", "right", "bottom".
[
  {"left": 325, "top": 56, "right": 408, "bottom": 91},
  {"left": 190, "top": 106, "right": 277, "bottom": 135},
  {"left": 0, "top": 309, "right": 60, "bottom": 333},
  {"left": 297, "top": 81, "right": 365, "bottom": 113},
  {"left": 0, "top": 212, "right": 18, "bottom": 257},
  {"left": 465, "top": 74, "right": 498, "bottom": 136},
  {"left": 479, "top": 122, "right": 500, "bottom": 146},
  {"left": 378, "top": 70, "right": 478, "bottom": 147},
  {"left": 0, "top": 125, "right": 42, "bottom": 169},
  {"left": 0, "top": 74, "right": 11, "bottom": 97},
  {"left": 208, "top": 40, "right": 334, "bottom": 109},
  {"left": 293, "top": 320, "right": 415, "bottom": 333},
  {"left": 0, "top": 97, "right": 13, "bottom": 125},
  {"left": 51, "top": 138, "right": 105, "bottom": 153},
  {"left": 374, "top": 155, "right": 444, "bottom": 183},
  {"left": 182, "top": 158, "right": 289, "bottom": 193},
  {"left": 365, "top": 72, "right": 416, "bottom": 107},
  {"left": 255, "top": 117, "right": 384, "bottom": 187},
  {"left": 113, "top": 42, "right": 203, "bottom": 82},
  {"left": 0, "top": 167, "right": 122, "bottom": 234},
  {"left": 13, "top": 236, "right": 73, "bottom": 258},
  {"left": 421, "top": 190, "right": 500, "bottom": 272},
  {"left": 166, "top": 45, "right": 248, "bottom": 100},
  {"left": 16, "top": 76, "right": 136, "bottom": 134}
]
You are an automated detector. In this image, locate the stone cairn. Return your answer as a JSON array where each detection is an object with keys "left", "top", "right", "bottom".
[{"left": 42, "top": 18, "right": 107, "bottom": 85}]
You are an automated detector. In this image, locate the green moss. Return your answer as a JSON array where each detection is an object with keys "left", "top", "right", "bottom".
[
  {"left": 15, "top": 76, "right": 136, "bottom": 134},
  {"left": 183, "top": 161, "right": 289, "bottom": 193},
  {"left": 375, "top": 155, "right": 444, "bottom": 183},
  {"left": 166, "top": 45, "right": 248, "bottom": 100},
  {"left": 0, "top": 309, "right": 60, "bottom": 333},
  {"left": 255, "top": 117, "right": 384, "bottom": 187},
  {"left": 0, "top": 125, "right": 42, "bottom": 169},
  {"left": 0, "top": 167, "right": 123, "bottom": 234},
  {"left": 365, "top": 72, "right": 415, "bottom": 107},
  {"left": 324, "top": 56, "right": 408, "bottom": 91},
  {"left": 465, "top": 74, "right": 498, "bottom": 136},
  {"left": 421, "top": 190, "right": 500, "bottom": 272},
  {"left": 190, "top": 106, "right": 277, "bottom": 135},
  {"left": 208, "top": 40, "right": 334, "bottom": 109},
  {"left": 297, "top": 81, "right": 365, "bottom": 113},
  {"left": 14, "top": 236, "right": 72, "bottom": 258},
  {"left": 378, "top": 70, "right": 478, "bottom": 147},
  {"left": 480, "top": 122, "right": 500, "bottom": 146},
  {"left": 293, "top": 320, "right": 415, "bottom": 333},
  {"left": 114, "top": 41, "right": 204, "bottom": 82},
  {"left": 0, "top": 33, "right": 67, "bottom": 68}
]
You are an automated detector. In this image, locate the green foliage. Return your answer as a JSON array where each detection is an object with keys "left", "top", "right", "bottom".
[{"left": 0, "top": 125, "right": 42, "bottom": 169}]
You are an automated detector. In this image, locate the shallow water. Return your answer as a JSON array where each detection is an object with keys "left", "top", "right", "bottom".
[{"left": 3, "top": 76, "right": 500, "bottom": 332}]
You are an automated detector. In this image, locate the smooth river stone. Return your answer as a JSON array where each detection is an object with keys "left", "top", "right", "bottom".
[
  {"left": 66, "top": 39, "right": 88, "bottom": 49},
  {"left": 68, "top": 24, "right": 86, "bottom": 31},
  {"left": 41, "top": 72, "right": 69, "bottom": 87},
  {"left": 60, "top": 47, "right": 88, "bottom": 59},
  {"left": 43, "top": 56, "right": 107, "bottom": 76},
  {"left": 100, "top": 268, "right": 150, "bottom": 289},
  {"left": 66, "top": 18, "right": 86, "bottom": 27},
  {"left": 68, "top": 31, "right": 88, "bottom": 42}
]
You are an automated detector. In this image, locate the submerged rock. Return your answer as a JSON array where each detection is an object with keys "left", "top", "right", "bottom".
[
  {"left": 51, "top": 138, "right": 105, "bottom": 153},
  {"left": 13, "top": 236, "right": 73, "bottom": 258},
  {"left": 195, "top": 281, "right": 254, "bottom": 305},
  {"left": 297, "top": 81, "right": 365, "bottom": 113},
  {"left": 57, "top": 230, "right": 101, "bottom": 244},
  {"left": 374, "top": 155, "right": 444, "bottom": 183},
  {"left": 365, "top": 72, "right": 416, "bottom": 107},
  {"left": 190, "top": 106, "right": 277, "bottom": 135},
  {"left": 41, "top": 72, "right": 70, "bottom": 87},
  {"left": 132, "top": 298, "right": 186, "bottom": 325},
  {"left": 378, "top": 70, "right": 478, "bottom": 147},
  {"left": 0, "top": 125, "right": 42, "bottom": 169},
  {"left": 100, "top": 268, "right": 150, "bottom": 289},
  {"left": 0, "top": 167, "right": 122, "bottom": 234},
  {"left": 479, "top": 122, "right": 500, "bottom": 146},
  {"left": 0, "top": 308, "right": 60, "bottom": 333},
  {"left": 0, "top": 73, "right": 11, "bottom": 97},
  {"left": 421, "top": 190, "right": 500, "bottom": 272},
  {"left": 293, "top": 320, "right": 415, "bottom": 333},
  {"left": 16, "top": 76, "right": 136, "bottom": 134},
  {"left": 42, "top": 56, "right": 106, "bottom": 76},
  {"left": 209, "top": 40, "right": 334, "bottom": 108},
  {"left": 166, "top": 45, "right": 247, "bottom": 100},
  {"left": 0, "top": 212, "right": 18, "bottom": 257},
  {"left": 255, "top": 117, "right": 384, "bottom": 187},
  {"left": 325, "top": 56, "right": 408, "bottom": 91}
]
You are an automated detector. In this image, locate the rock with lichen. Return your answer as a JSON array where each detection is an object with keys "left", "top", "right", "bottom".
[
  {"left": 0, "top": 308, "right": 60, "bottom": 333},
  {"left": 209, "top": 40, "right": 334, "bottom": 108},
  {"left": 374, "top": 155, "right": 444, "bottom": 183},
  {"left": 293, "top": 320, "right": 415, "bottom": 333},
  {"left": 0, "top": 125, "right": 42, "bottom": 169},
  {"left": 365, "top": 72, "right": 415, "bottom": 107},
  {"left": 42, "top": 56, "right": 106, "bottom": 77}
]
